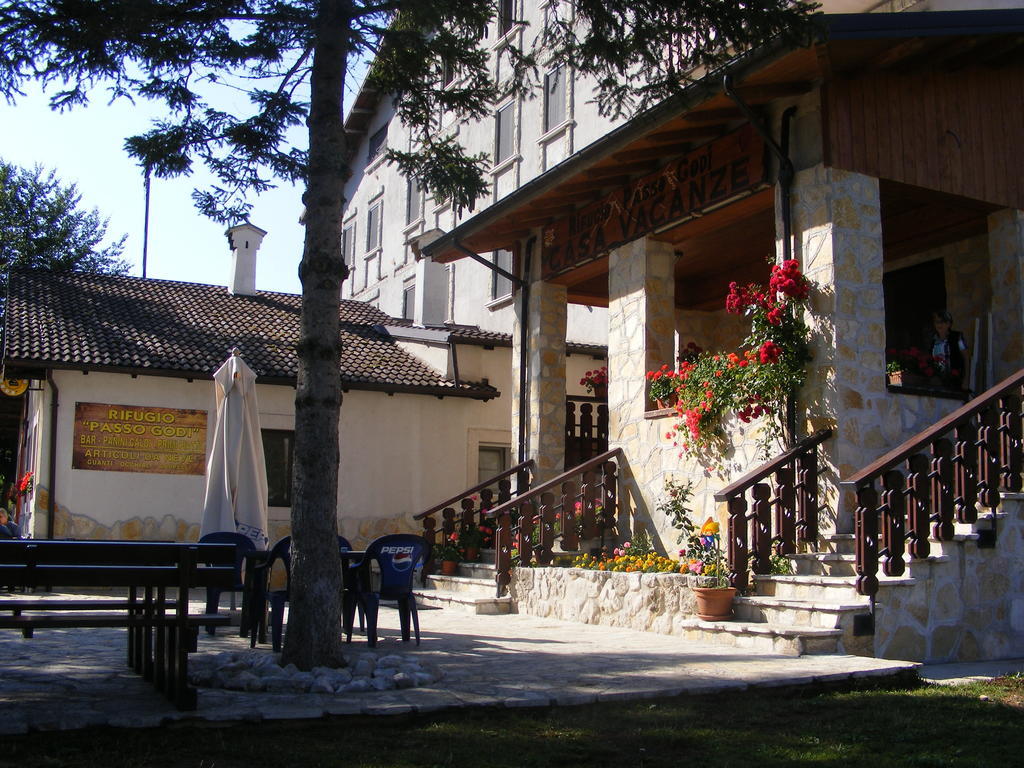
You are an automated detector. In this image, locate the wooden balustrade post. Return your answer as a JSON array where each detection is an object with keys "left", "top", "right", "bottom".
[
  {"left": 565, "top": 401, "right": 579, "bottom": 470},
  {"left": 561, "top": 480, "right": 579, "bottom": 551},
  {"left": 460, "top": 498, "right": 476, "bottom": 532},
  {"left": 518, "top": 501, "right": 536, "bottom": 568},
  {"left": 855, "top": 484, "right": 880, "bottom": 597},
  {"left": 538, "top": 492, "right": 556, "bottom": 564},
  {"left": 495, "top": 511, "right": 512, "bottom": 596},
  {"left": 601, "top": 459, "right": 619, "bottom": 543},
  {"left": 727, "top": 495, "right": 749, "bottom": 590},
  {"left": 880, "top": 470, "right": 906, "bottom": 577},
  {"left": 751, "top": 483, "right": 771, "bottom": 575},
  {"left": 498, "top": 477, "right": 513, "bottom": 506},
  {"left": 998, "top": 393, "right": 1023, "bottom": 492},
  {"left": 441, "top": 507, "right": 456, "bottom": 543},
  {"left": 954, "top": 422, "right": 979, "bottom": 523},
  {"left": 480, "top": 488, "right": 495, "bottom": 517},
  {"left": 906, "top": 454, "right": 931, "bottom": 560},
  {"left": 422, "top": 517, "right": 437, "bottom": 569},
  {"left": 774, "top": 465, "right": 796, "bottom": 556},
  {"left": 580, "top": 470, "right": 598, "bottom": 540},
  {"left": 930, "top": 438, "right": 955, "bottom": 541},
  {"left": 796, "top": 448, "right": 819, "bottom": 544},
  {"left": 580, "top": 403, "right": 596, "bottom": 464},
  {"left": 977, "top": 405, "right": 1001, "bottom": 511}
]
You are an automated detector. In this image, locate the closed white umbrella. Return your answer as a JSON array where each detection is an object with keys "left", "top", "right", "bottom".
[{"left": 200, "top": 349, "right": 269, "bottom": 548}]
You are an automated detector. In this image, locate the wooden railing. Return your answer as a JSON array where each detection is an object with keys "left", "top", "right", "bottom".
[
  {"left": 842, "top": 369, "right": 1024, "bottom": 598},
  {"left": 488, "top": 448, "right": 622, "bottom": 596},
  {"left": 413, "top": 459, "right": 535, "bottom": 569},
  {"left": 713, "top": 429, "right": 833, "bottom": 591},
  {"left": 565, "top": 397, "right": 608, "bottom": 469}
]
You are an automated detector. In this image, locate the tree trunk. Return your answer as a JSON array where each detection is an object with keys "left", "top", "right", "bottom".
[{"left": 281, "top": 0, "right": 350, "bottom": 670}]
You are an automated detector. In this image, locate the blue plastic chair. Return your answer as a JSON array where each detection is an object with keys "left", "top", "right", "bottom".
[
  {"left": 251, "top": 535, "right": 361, "bottom": 652},
  {"left": 346, "top": 534, "right": 431, "bottom": 648},
  {"left": 198, "top": 531, "right": 258, "bottom": 635}
]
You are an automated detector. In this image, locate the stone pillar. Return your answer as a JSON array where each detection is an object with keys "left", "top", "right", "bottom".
[
  {"left": 512, "top": 279, "right": 567, "bottom": 482},
  {"left": 987, "top": 209, "right": 1024, "bottom": 384},
  {"left": 607, "top": 237, "right": 676, "bottom": 530},
  {"left": 786, "top": 165, "right": 885, "bottom": 533}
]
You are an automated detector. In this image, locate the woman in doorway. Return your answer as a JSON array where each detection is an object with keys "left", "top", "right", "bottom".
[{"left": 929, "top": 309, "right": 970, "bottom": 390}]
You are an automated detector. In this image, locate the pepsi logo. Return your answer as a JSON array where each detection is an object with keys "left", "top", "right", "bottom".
[{"left": 382, "top": 545, "right": 416, "bottom": 571}]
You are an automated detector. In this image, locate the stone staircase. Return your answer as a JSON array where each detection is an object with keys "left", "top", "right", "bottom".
[
  {"left": 414, "top": 554, "right": 513, "bottom": 615},
  {"left": 413, "top": 514, "right": 1009, "bottom": 658}
]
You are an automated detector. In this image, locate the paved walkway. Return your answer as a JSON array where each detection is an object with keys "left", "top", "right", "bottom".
[{"left": 1, "top": 593, "right": 1019, "bottom": 734}]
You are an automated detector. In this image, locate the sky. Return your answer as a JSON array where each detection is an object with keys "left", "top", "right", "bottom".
[{"left": 0, "top": 76, "right": 362, "bottom": 297}]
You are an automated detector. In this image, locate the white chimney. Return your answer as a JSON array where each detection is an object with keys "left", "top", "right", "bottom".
[
  {"left": 225, "top": 222, "right": 267, "bottom": 295},
  {"left": 410, "top": 228, "right": 449, "bottom": 326}
]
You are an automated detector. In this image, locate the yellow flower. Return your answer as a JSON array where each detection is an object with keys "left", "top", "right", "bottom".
[{"left": 700, "top": 517, "right": 720, "bottom": 535}]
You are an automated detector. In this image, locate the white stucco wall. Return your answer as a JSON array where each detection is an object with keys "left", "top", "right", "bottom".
[{"left": 21, "top": 345, "right": 513, "bottom": 546}]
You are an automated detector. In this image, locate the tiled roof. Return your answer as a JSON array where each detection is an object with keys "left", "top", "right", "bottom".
[
  {"left": 2, "top": 270, "right": 498, "bottom": 399},
  {"left": 386, "top": 319, "right": 607, "bottom": 358}
]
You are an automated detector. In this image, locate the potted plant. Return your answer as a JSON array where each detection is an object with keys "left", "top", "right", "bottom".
[
  {"left": 683, "top": 517, "right": 737, "bottom": 621},
  {"left": 579, "top": 366, "right": 608, "bottom": 399},
  {"left": 885, "top": 347, "right": 943, "bottom": 388},
  {"left": 434, "top": 534, "right": 461, "bottom": 575},
  {"left": 458, "top": 522, "right": 484, "bottom": 561},
  {"left": 646, "top": 364, "right": 679, "bottom": 409}
]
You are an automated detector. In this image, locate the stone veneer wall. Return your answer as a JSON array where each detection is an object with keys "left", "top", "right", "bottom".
[
  {"left": 513, "top": 279, "right": 568, "bottom": 482},
  {"left": 606, "top": 238, "right": 780, "bottom": 555},
  {"left": 873, "top": 499, "right": 1024, "bottom": 663},
  {"left": 509, "top": 566, "right": 699, "bottom": 633},
  {"left": 987, "top": 209, "right": 1024, "bottom": 384},
  {"left": 789, "top": 165, "right": 970, "bottom": 533}
]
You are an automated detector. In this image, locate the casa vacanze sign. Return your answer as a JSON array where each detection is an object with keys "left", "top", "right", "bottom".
[
  {"left": 541, "top": 124, "right": 767, "bottom": 280},
  {"left": 73, "top": 402, "right": 208, "bottom": 475}
]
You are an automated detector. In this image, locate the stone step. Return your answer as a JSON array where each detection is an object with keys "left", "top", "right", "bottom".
[
  {"left": 734, "top": 595, "right": 869, "bottom": 629},
  {"left": 790, "top": 552, "right": 857, "bottom": 577},
  {"left": 818, "top": 534, "right": 856, "bottom": 555},
  {"left": 754, "top": 574, "right": 864, "bottom": 601},
  {"left": 676, "top": 618, "right": 844, "bottom": 656},
  {"left": 413, "top": 587, "right": 513, "bottom": 615},
  {"left": 423, "top": 572, "right": 498, "bottom": 597}
]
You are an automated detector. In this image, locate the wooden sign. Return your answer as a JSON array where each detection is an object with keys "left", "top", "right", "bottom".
[
  {"left": 541, "top": 124, "right": 767, "bottom": 279},
  {"left": 73, "top": 402, "right": 208, "bottom": 475}
]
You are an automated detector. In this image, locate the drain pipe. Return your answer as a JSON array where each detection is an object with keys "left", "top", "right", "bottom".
[
  {"left": 452, "top": 239, "right": 532, "bottom": 493},
  {"left": 45, "top": 369, "right": 59, "bottom": 539},
  {"left": 723, "top": 75, "right": 799, "bottom": 444}
]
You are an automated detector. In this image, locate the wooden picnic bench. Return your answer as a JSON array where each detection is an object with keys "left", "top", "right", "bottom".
[{"left": 0, "top": 540, "right": 237, "bottom": 710}]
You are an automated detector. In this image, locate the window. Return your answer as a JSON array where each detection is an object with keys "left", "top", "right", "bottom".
[
  {"left": 366, "top": 200, "right": 382, "bottom": 252},
  {"left": 544, "top": 66, "right": 567, "bottom": 132},
  {"left": 367, "top": 123, "right": 388, "bottom": 162},
  {"left": 498, "top": 0, "right": 515, "bottom": 37},
  {"left": 262, "top": 430, "right": 294, "bottom": 507},
  {"left": 406, "top": 178, "right": 422, "bottom": 225},
  {"left": 492, "top": 249, "right": 513, "bottom": 299},
  {"left": 442, "top": 59, "right": 455, "bottom": 87},
  {"left": 478, "top": 445, "right": 510, "bottom": 486},
  {"left": 494, "top": 102, "right": 514, "bottom": 165},
  {"left": 402, "top": 279, "right": 416, "bottom": 320},
  {"left": 342, "top": 221, "right": 355, "bottom": 271}
]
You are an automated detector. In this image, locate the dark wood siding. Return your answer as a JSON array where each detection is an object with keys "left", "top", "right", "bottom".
[{"left": 824, "top": 67, "right": 1024, "bottom": 210}]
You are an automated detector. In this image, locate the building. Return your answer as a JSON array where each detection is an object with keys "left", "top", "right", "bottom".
[
  {"left": 343, "top": 2, "right": 1024, "bottom": 661},
  {"left": 0, "top": 224, "right": 518, "bottom": 545}
]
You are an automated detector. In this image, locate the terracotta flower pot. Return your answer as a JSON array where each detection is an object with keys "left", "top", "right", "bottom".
[
  {"left": 692, "top": 586, "right": 737, "bottom": 621},
  {"left": 464, "top": 546, "right": 479, "bottom": 562},
  {"left": 441, "top": 560, "right": 458, "bottom": 576},
  {"left": 591, "top": 384, "right": 607, "bottom": 399},
  {"left": 654, "top": 394, "right": 677, "bottom": 410}
]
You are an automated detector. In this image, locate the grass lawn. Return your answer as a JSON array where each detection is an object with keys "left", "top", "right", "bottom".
[{"left": 4, "top": 676, "right": 1022, "bottom": 767}]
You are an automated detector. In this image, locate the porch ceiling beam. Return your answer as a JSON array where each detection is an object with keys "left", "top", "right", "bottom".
[
  {"left": 584, "top": 161, "right": 657, "bottom": 179},
  {"left": 645, "top": 126, "right": 723, "bottom": 144},
  {"left": 861, "top": 37, "right": 935, "bottom": 72},
  {"left": 730, "top": 81, "right": 814, "bottom": 101},
  {"left": 681, "top": 107, "right": 745, "bottom": 124},
  {"left": 612, "top": 143, "right": 696, "bottom": 163}
]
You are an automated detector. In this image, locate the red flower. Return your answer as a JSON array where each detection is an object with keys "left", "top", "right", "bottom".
[{"left": 759, "top": 341, "right": 782, "bottom": 364}]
